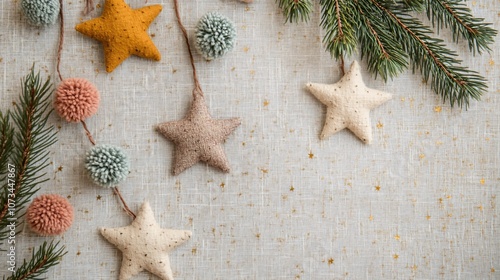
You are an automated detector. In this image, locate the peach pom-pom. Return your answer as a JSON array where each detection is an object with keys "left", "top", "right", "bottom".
[
  {"left": 26, "top": 194, "right": 74, "bottom": 236},
  {"left": 55, "top": 78, "right": 100, "bottom": 122}
]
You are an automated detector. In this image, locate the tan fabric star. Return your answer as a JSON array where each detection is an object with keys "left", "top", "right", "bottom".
[
  {"left": 306, "top": 61, "right": 392, "bottom": 144},
  {"left": 75, "top": 0, "right": 162, "bottom": 72},
  {"left": 100, "top": 201, "right": 191, "bottom": 280},
  {"left": 156, "top": 93, "right": 241, "bottom": 175}
]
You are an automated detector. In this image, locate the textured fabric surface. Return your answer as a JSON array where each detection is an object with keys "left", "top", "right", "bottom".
[{"left": 0, "top": 0, "right": 499, "bottom": 279}]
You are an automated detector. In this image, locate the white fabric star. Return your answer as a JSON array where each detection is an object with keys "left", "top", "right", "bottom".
[
  {"left": 100, "top": 201, "right": 191, "bottom": 280},
  {"left": 306, "top": 61, "right": 392, "bottom": 144}
]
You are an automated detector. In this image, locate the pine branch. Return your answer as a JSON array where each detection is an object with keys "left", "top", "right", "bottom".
[
  {"left": 0, "top": 67, "right": 57, "bottom": 244},
  {"left": 276, "top": 0, "right": 496, "bottom": 108},
  {"left": 0, "top": 111, "right": 14, "bottom": 245},
  {"left": 320, "top": 0, "right": 358, "bottom": 59},
  {"left": 5, "top": 241, "right": 66, "bottom": 280},
  {"left": 425, "top": 0, "right": 497, "bottom": 54},
  {"left": 277, "top": 0, "right": 313, "bottom": 23},
  {"left": 357, "top": 2, "right": 409, "bottom": 81},
  {"left": 369, "top": 0, "right": 487, "bottom": 107},
  {"left": 0, "top": 112, "right": 14, "bottom": 170}
]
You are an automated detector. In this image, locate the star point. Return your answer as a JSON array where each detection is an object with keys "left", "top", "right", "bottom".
[
  {"left": 100, "top": 201, "right": 191, "bottom": 280},
  {"left": 156, "top": 95, "right": 240, "bottom": 175},
  {"left": 75, "top": 0, "right": 162, "bottom": 72},
  {"left": 306, "top": 61, "right": 392, "bottom": 144}
]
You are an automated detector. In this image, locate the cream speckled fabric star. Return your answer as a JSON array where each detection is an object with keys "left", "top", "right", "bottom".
[
  {"left": 306, "top": 61, "right": 392, "bottom": 144},
  {"left": 156, "top": 93, "right": 241, "bottom": 175},
  {"left": 100, "top": 201, "right": 191, "bottom": 280}
]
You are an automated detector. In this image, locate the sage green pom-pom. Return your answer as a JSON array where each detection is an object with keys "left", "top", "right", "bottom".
[
  {"left": 195, "top": 12, "right": 236, "bottom": 60},
  {"left": 21, "top": 0, "right": 60, "bottom": 26},
  {"left": 85, "top": 145, "right": 130, "bottom": 188}
]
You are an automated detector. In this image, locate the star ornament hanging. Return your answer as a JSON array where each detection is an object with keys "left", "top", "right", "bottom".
[
  {"left": 100, "top": 201, "right": 191, "bottom": 280},
  {"left": 306, "top": 61, "right": 392, "bottom": 144},
  {"left": 156, "top": 93, "right": 241, "bottom": 175},
  {"left": 75, "top": 0, "right": 162, "bottom": 72}
]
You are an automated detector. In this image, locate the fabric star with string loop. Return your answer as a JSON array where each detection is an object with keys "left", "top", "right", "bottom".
[
  {"left": 100, "top": 201, "right": 192, "bottom": 280},
  {"left": 306, "top": 61, "right": 392, "bottom": 144},
  {"left": 156, "top": 91, "right": 241, "bottom": 175},
  {"left": 75, "top": 0, "right": 162, "bottom": 72},
  {"left": 156, "top": 0, "right": 240, "bottom": 175}
]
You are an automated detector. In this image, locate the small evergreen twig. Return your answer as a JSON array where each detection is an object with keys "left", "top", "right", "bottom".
[
  {"left": 320, "top": 0, "right": 358, "bottom": 59},
  {"left": 4, "top": 241, "right": 66, "bottom": 280},
  {"left": 370, "top": 0, "right": 487, "bottom": 107},
  {"left": 277, "top": 0, "right": 313, "bottom": 23},
  {"left": 0, "top": 67, "right": 58, "bottom": 244},
  {"left": 0, "top": 67, "right": 63, "bottom": 279},
  {"left": 425, "top": 0, "right": 497, "bottom": 54}
]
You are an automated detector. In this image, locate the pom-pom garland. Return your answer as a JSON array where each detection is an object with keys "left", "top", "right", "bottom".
[
  {"left": 85, "top": 145, "right": 130, "bottom": 188},
  {"left": 21, "top": 0, "right": 60, "bottom": 26},
  {"left": 55, "top": 78, "right": 100, "bottom": 123},
  {"left": 26, "top": 194, "right": 74, "bottom": 236},
  {"left": 195, "top": 12, "right": 236, "bottom": 60}
]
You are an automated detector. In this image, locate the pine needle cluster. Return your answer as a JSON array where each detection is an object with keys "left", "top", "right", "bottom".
[
  {"left": 0, "top": 67, "right": 65, "bottom": 279},
  {"left": 277, "top": 0, "right": 497, "bottom": 108}
]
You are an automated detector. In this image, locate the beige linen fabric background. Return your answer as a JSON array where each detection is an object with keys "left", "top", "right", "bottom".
[{"left": 0, "top": 0, "right": 499, "bottom": 279}]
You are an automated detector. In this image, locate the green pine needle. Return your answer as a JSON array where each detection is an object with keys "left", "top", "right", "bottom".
[
  {"left": 320, "top": 0, "right": 358, "bottom": 59},
  {"left": 426, "top": 0, "right": 497, "bottom": 54},
  {"left": 5, "top": 241, "right": 66, "bottom": 280},
  {"left": 277, "top": 0, "right": 314, "bottom": 23}
]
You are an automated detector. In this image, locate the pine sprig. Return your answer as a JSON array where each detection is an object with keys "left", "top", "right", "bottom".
[
  {"left": 277, "top": 0, "right": 313, "bottom": 23},
  {"left": 371, "top": 0, "right": 487, "bottom": 107},
  {"left": 276, "top": 0, "right": 496, "bottom": 108},
  {"left": 4, "top": 241, "right": 66, "bottom": 280},
  {"left": 0, "top": 67, "right": 57, "bottom": 243},
  {"left": 320, "top": 0, "right": 358, "bottom": 59},
  {"left": 357, "top": 1, "right": 409, "bottom": 81},
  {"left": 425, "top": 0, "right": 497, "bottom": 54},
  {"left": 0, "top": 111, "right": 14, "bottom": 244}
]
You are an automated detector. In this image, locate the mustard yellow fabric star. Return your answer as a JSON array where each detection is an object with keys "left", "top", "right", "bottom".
[{"left": 75, "top": 0, "right": 162, "bottom": 72}]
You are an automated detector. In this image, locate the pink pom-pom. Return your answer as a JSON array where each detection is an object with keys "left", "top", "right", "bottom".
[
  {"left": 26, "top": 194, "right": 74, "bottom": 236},
  {"left": 55, "top": 78, "right": 100, "bottom": 122}
]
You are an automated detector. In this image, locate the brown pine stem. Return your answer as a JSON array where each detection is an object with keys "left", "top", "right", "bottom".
[
  {"left": 359, "top": 7, "right": 389, "bottom": 59},
  {"left": 334, "top": 0, "right": 344, "bottom": 39},
  {"left": 339, "top": 56, "right": 345, "bottom": 76}
]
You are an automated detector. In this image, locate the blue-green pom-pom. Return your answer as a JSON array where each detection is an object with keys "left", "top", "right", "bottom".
[
  {"left": 21, "top": 0, "right": 60, "bottom": 26},
  {"left": 195, "top": 12, "right": 237, "bottom": 60},
  {"left": 85, "top": 145, "right": 130, "bottom": 188}
]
